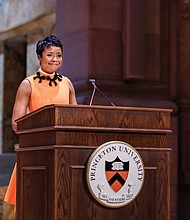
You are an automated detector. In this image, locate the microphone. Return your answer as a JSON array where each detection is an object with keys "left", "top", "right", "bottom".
[
  {"left": 89, "top": 79, "right": 115, "bottom": 107},
  {"left": 89, "top": 79, "right": 95, "bottom": 83}
]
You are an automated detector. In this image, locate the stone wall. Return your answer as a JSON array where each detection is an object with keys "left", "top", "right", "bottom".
[{"left": 0, "top": 0, "right": 55, "bottom": 32}]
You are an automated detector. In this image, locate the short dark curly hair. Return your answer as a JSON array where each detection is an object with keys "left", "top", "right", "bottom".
[{"left": 36, "top": 35, "right": 63, "bottom": 57}]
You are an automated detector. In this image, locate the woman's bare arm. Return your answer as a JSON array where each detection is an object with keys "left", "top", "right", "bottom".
[
  {"left": 12, "top": 79, "right": 31, "bottom": 131},
  {"left": 67, "top": 79, "right": 77, "bottom": 105}
]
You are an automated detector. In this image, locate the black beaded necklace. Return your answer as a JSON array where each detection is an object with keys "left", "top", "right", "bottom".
[{"left": 33, "top": 71, "right": 63, "bottom": 86}]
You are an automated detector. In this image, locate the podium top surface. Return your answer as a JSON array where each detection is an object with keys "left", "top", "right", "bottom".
[{"left": 16, "top": 104, "right": 172, "bottom": 134}]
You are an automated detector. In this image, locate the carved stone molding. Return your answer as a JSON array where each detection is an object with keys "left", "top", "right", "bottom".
[{"left": 0, "top": 12, "right": 55, "bottom": 42}]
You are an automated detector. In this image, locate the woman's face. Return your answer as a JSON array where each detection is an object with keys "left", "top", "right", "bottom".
[{"left": 38, "top": 46, "right": 63, "bottom": 74}]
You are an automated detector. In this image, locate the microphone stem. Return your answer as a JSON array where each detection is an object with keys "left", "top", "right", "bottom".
[
  {"left": 95, "top": 86, "right": 115, "bottom": 107},
  {"left": 89, "top": 85, "right": 96, "bottom": 106},
  {"left": 89, "top": 80, "right": 116, "bottom": 107}
]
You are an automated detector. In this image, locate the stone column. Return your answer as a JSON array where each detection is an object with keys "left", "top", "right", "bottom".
[{"left": 0, "top": 42, "right": 4, "bottom": 153}]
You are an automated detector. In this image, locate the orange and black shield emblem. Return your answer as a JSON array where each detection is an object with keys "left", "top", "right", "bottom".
[{"left": 105, "top": 156, "right": 129, "bottom": 193}]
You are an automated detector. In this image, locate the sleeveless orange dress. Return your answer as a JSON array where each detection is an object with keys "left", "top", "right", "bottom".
[{"left": 4, "top": 70, "right": 70, "bottom": 208}]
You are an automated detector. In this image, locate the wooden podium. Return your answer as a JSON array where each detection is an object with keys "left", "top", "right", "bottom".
[{"left": 15, "top": 104, "right": 172, "bottom": 220}]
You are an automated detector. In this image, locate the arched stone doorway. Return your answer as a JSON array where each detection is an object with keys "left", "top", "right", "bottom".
[{"left": 3, "top": 36, "right": 26, "bottom": 152}]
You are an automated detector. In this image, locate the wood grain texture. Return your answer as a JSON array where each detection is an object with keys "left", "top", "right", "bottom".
[{"left": 16, "top": 105, "right": 171, "bottom": 220}]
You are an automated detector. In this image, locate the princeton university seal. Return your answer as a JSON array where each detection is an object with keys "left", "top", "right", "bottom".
[{"left": 86, "top": 141, "right": 145, "bottom": 208}]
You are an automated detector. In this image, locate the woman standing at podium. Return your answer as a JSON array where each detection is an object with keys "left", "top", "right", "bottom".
[{"left": 4, "top": 35, "right": 77, "bottom": 210}]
